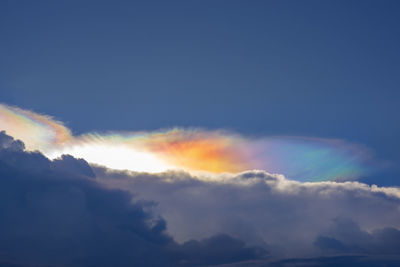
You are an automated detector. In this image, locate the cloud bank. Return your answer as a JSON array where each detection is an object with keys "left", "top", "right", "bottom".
[
  {"left": 0, "top": 131, "right": 265, "bottom": 267},
  {"left": 0, "top": 130, "right": 399, "bottom": 266},
  {"left": 95, "top": 167, "right": 400, "bottom": 258}
]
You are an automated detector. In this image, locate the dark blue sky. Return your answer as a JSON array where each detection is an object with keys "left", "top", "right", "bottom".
[{"left": 1, "top": 0, "right": 399, "bottom": 185}]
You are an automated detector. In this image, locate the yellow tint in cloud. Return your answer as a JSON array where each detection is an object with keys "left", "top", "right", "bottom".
[
  {"left": 0, "top": 103, "right": 371, "bottom": 181},
  {"left": 0, "top": 104, "right": 249, "bottom": 173},
  {"left": 0, "top": 104, "right": 72, "bottom": 151}
]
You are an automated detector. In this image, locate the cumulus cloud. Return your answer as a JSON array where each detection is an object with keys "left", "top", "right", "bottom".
[
  {"left": 1, "top": 130, "right": 400, "bottom": 266},
  {"left": 94, "top": 166, "right": 400, "bottom": 259},
  {"left": 0, "top": 131, "right": 265, "bottom": 267},
  {"left": 314, "top": 218, "right": 400, "bottom": 255}
]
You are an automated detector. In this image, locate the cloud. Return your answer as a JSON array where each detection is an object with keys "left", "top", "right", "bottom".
[
  {"left": 0, "top": 131, "right": 265, "bottom": 267},
  {"left": 0, "top": 104, "right": 72, "bottom": 151},
  {"left": 169, "top": 234, "right": 267, "bottom": 266},
  {"left": 0, "top": 103, "right": 374, "bottom": 181},
  {"left": 314, "top": 218, "right": 400, "bottom": 255},
  {"left": 1, "top": 130, "right": 400, "bottom": 266},
  {"left": 94, "top": 166, "right": 400, "bottom": 259},
  {"left": 229, "top": 255, "right": 400, "bottom": 267}
]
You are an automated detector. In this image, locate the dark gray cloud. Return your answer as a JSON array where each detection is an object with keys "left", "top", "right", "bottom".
[
  {"left": 314, "top": 218, "right": 400, "bottom": 255},
  {"left": 0, "top": 131, "right": 25, "bottom": 151},
  {"left": 218, "top": 255, "right": 400, "bottom": 267},
  {"left": 0, "top": 131, "right": 264, "bottom": 267},
  {"left": 169, "top": 234, "right": 266, "bottom": 266}
]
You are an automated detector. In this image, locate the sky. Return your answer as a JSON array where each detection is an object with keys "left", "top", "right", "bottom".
[
  {"left": 1, "top": 1, "right": 400, "bottom": 266},
  {"left": 1, "top": 0, "right": 400, "bottom": 181}
]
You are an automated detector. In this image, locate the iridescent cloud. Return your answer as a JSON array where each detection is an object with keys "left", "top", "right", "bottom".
[
  {"left": 0, "top": 103, "right": 373, "bottom": 181},
  {"left": 0, "top": 104, "right": 72, "bottom": 151}
]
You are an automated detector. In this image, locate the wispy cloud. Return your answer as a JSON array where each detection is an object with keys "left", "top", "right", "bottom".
[{"left": 0, "top": 103, "right": 374, "bottom": 181}]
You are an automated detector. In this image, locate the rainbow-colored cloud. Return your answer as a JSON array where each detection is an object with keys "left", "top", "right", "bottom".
[{"left": 0, "top": 103, "right": 373, "bottom": 181}]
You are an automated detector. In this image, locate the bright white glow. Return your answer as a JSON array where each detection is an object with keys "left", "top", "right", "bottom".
[{"left": 46, "top": 144, "right": 173, "bottom": 173}]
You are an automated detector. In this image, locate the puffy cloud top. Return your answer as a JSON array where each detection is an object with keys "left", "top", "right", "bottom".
[
  {"left": 1, "top": 131, "right": 400, "bottom": 266},
  {"left": 0, "top": 131, "right": 265, "bottom": 267},
  {"left": 94, "top": 166, "right": 400, "bottom": 259}
]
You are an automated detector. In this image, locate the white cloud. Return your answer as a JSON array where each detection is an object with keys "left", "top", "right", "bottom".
[{"left": 95, "top": 167, "right": 400, "bottom": 258}]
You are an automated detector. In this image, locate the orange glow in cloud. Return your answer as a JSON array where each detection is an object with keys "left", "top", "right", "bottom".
[
  {"left": 142, "top": 130, "right": 249, "bottom": 173},
  {"left": 0, "top": 103, "right": 371, "bottom": 180},
  {"left": 0, "top": 104, "right": 249, "bottom": 173}
]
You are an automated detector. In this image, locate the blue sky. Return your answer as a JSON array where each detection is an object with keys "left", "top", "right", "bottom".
[
  {"left": 2, "top": 2, "right": 400, "bottom": 266},
  {"left": 1, "top": 0, "right": 400, "bottom": 185}
]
